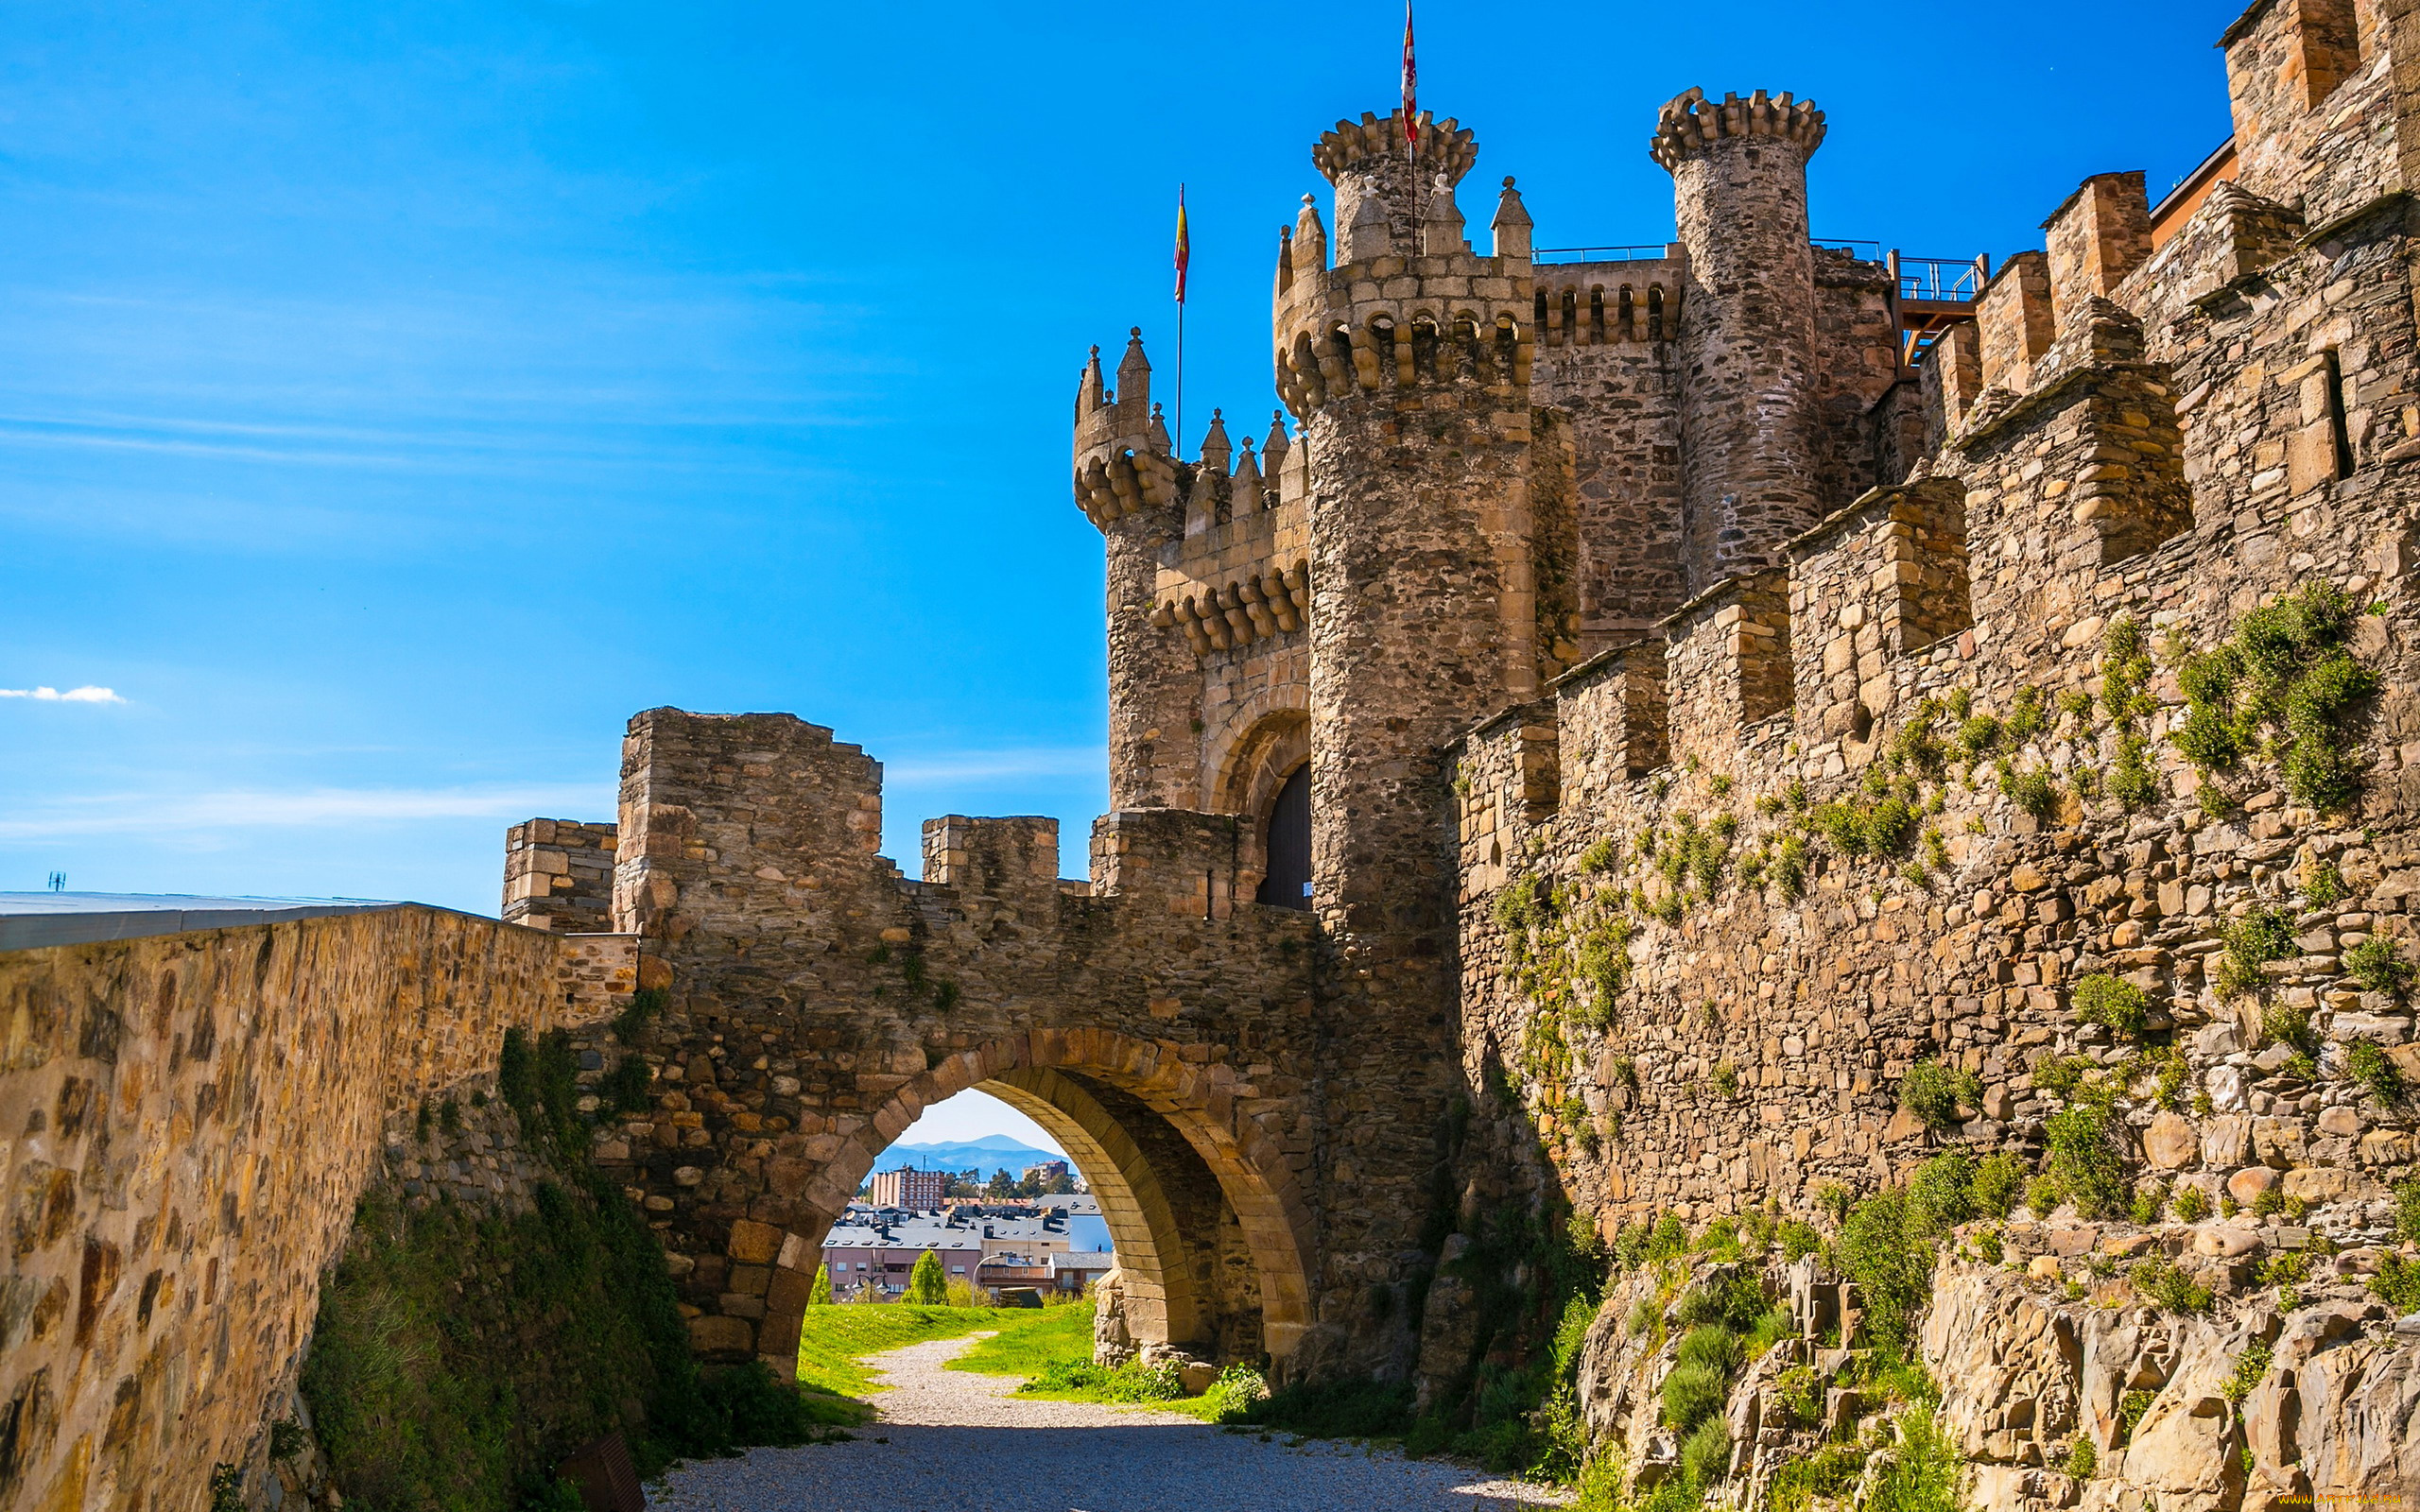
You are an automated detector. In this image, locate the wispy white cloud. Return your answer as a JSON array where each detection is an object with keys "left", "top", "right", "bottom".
[
  {"left": 0, "top": 783, "right": 607, "bottom": 840},
  {"left": 0, "top": 685, "right": 123, "bottom": 703}
]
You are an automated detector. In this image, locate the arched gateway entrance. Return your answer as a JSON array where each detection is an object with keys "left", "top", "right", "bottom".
[
  {"left": 791, "top": 1032, "right": 1313, "bottom": 1365},
  {"left": 595, "top": 710, "right": 1327, "bottom": 1382}
]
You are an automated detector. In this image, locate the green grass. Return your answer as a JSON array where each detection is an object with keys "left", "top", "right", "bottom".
[
  {"left": 793, "top": 1303, "right": 1050, "bottom": 1399},
  {"left": 947, "top": 1302, "right": 1098, "bottom": 1377},
  {"left": 937, "top": 1301, "right": 1266, "bottom": 1423}
]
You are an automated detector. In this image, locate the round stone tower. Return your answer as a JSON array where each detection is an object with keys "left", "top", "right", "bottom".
[
  {"left": 1652, "top": 87, "right": 1828, "bottom": 591},
  {"left": 1272, "top": 114, "right": 1541, "bottom": 1371}
]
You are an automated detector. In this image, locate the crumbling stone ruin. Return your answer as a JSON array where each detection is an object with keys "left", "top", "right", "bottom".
[{"left": 8, "top": 2, "right": 2420, "bottom": 1507}]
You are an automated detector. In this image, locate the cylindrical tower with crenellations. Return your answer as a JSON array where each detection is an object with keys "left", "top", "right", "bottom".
[
  {"left": 1653, "top": 87, "right": 1828, "bottom": 592},
  {"left": 1272, "top": 112, "right": 1545, "bottom": 1374}
]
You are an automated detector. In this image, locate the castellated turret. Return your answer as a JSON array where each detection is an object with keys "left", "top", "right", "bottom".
[
  {"left": 1271, "top": 114, "right": 1547, "bottom": 954},
  {"left": 1068, "top": 95, "right": 1926, "bottom": 1371},
  {"left": 1652, "top": 87, "right": 1830, "bottom": 591},
  {"left": 1073, "top": 329, "right": 1199, "bottom": 813}
]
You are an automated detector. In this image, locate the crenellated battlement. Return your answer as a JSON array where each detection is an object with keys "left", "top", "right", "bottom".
[
  {"left": 1647, "top": 87, "right": 1826, "bottom": 169},
  {"left": 1271, "top": 177, "right": 1537, "bottom": 421},
  {"left": 1312, "top": 109, "right": 1478, "bottom": 187},
  {"left": 1530, "top": 260, "right": 1684, "bottom": 347}
]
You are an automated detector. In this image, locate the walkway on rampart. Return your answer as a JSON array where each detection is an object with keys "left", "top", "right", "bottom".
[{"left": 647, "top": 1334, "right": 1571, "bottom": 1510}]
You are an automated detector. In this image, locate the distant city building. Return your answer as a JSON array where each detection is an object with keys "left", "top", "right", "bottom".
[
  {"left": 821, "top": 1223, "right": 982, "bottom": 1298},
  {"left": 868, "top": 1166, "right": 946, "bottom": 1210},
  {"left": 1022, "top": 1160, "right": 1070, "bottom": 1187},
  {"left": 823, "top": 1199, "right": 1112, "bottom": 1297},
  {"left": 1050, "top": 1250, "right": 1115, "bottom": 1294}
]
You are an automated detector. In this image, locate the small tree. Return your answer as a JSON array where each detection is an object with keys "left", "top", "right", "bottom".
[
  {"left": 905, "top": 1249, "right": 948, "bottom": 1305},
  {"left": 986, "top": 1170, "right": 1016, "bottom": 1199},
  {"left": 809, "top": 1263, "right": 834, "bottom": 1305}
]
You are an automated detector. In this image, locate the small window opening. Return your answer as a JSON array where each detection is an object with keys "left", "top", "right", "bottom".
[{"left": 2325, "top": 348, "right": 2354, "bottom": 479}]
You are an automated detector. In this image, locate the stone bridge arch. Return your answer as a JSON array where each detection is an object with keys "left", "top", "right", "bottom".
[
  {"left": 597, "top": 709, "right": 1328, "bottom": 1384},
  {"left": 777, "top": 1030, "right": 1314, "bottom": 1369}
]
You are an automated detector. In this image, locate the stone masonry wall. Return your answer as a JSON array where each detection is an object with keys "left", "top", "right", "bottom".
[
  {"left": 0, "top": 908, "right": 614, "bottom": 1512},
  {"left": 1530, "top": 267, "right": 1688, "bottom": 649},
  {"left": 1436, "top": 24, "right": 2420, "bottom": 1497},
  {"left": 1450, "top": 189, "right": 2419, "bottom": 1246}
]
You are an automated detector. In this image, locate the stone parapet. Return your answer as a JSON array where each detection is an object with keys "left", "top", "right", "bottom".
[
  {"left": 923, "top": 815, "right": 1063, "bottom": 903},
  {"left": 0, "top": 907, "right": 610, "bottom": 1512},
  {"left": 502, "top": 816, "right": 617, "bottom": 933},
  {"left": 1659, "top": 570, "right": 1792, "bottom": 776},
  {"left": 1976, "top": 250, "right": 2055, "bottom": 396},
  {"left": 1088, "top": 810, "right": 1242, "bottom": 919},
  {"left": 1647, "top": 87, "right": 1826, "bottom": 169},
  {"left": 2043, "top": 171, "right": 2152, "bottom": 332},
  {"left": 1787, "top": 476, "right": 1973, "bottom": 747}
]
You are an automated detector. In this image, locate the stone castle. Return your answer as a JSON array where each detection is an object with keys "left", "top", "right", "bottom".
[{"left": 8, "top": 1, "right": 2420, "bottom": 1505}]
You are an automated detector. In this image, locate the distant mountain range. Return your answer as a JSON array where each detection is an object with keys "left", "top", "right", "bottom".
[{"left": 873, "top": 1136, "right": 1066, "bottom": 1178}]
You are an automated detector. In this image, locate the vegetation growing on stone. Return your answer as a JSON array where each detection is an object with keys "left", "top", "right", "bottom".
[
  {"left": 1996, "top": 760, "right": 2061, "bottom": 820},
  {"left": 1862, "top": 1407, "right": 1965, "bottom": 1512},
  {"left": 302, "top": 1031, "right": 846, "bottom": 1507},
  {"left": 2347, "top": 935, "right": 2414, "bottom": 998},
  {"left": 1897, "top": 1059, "right": 1978, "bottom": 1129},
  {"left": 2172, "top": 583, "right": 2379, "bottom": 810},
  {"left": 2041, "top": 1085, "right": 2128, "bottom": 1219},
  {"left": 2069, "top": 973, "right": 2150, "bottom": 1039},
  {"left": 2216, "top": 905, "right": 2297, "bottom": 999},
  {"left": 2130, "top": 1258, "right": 2211, "bottom": 1314}
]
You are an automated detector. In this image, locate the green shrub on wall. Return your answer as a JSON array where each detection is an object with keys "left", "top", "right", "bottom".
[{"left": 2173, "top": 584, "right": 2378, "bottom": 811}]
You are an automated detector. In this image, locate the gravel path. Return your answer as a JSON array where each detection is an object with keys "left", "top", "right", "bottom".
[{"left": 648, "top": 1332, "right": 1574, "bottom": 1511}]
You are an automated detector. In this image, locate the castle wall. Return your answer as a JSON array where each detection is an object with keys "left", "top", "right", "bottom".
[
  {"left": 1807, "top": 246, "right": 1909, "bottom": 511},
  {"left": 1452, "top": 374, "right": 2418, "bottom": 1230},
  {"left": 1435, "top": 53, "right": 2420, "bottom": 1481},
  {"left": 0, "top": 909, "right": 622, "bottom": 1512}
]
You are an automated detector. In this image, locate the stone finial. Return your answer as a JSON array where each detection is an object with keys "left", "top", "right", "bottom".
[
  {"left": 1274, "top": 224, "right": 1295, "bottom": 295},
  {"left": 1115, "top": 327, "right": 1151, "bottom": 421},
  {"left": 1340, "top": 173, "right": 1395, "bottom": 263},
  {"left": 1232, "top": 435, "right": 1264, "bottom": 512},
  {"left": 1490, "top": 176, "right": 1532, "bottom": 259},
  {"left": 1078, "top": 345, "right": 1106, "bottom": 417},
  {"left": 1421, "top": 170, "right": 1466, "bottom": 256},
  {"left": 1262, "top": 410, "right": 1291, "bottom": 472},
  {"left": 1149, "top": 402, "right": 1172, "bottom": 455},
  {"left": 1199, "top": 407, "right": 1231, "bottom": 472},
  {"left": 1648, "top": 87, "right": 1825, "bottom": 170},
  {"left": 1292, "top": 194, "right": 1328, "bottom": 274}
]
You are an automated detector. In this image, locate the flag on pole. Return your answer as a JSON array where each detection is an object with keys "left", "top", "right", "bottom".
[
  {"left": 1401, "top": 1, "right": 1417, "bottom": 147},
  {"left": 1174, "top": 185, "right": 1190, "bottom": 304}
]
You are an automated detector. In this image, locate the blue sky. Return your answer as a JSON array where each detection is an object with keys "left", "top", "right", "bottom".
[{"left": 1, "top": 0, "right": 2246, "bottom": 918}]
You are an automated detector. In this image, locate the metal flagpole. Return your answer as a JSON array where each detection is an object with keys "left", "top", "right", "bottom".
[
  {"left": 1403, "top": 1, "right": 1418, "bottom": 215},
  {"left": 1175, "top": 183, "right": 1187, "bottom": 456}
]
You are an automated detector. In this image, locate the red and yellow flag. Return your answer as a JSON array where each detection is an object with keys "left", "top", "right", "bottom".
[
  {"left": 1401, "top": 1, "right": 1417, "bottom": 146},
  {"left": 1174, "top": 186, "right": 1190, "bottom": 304}
]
